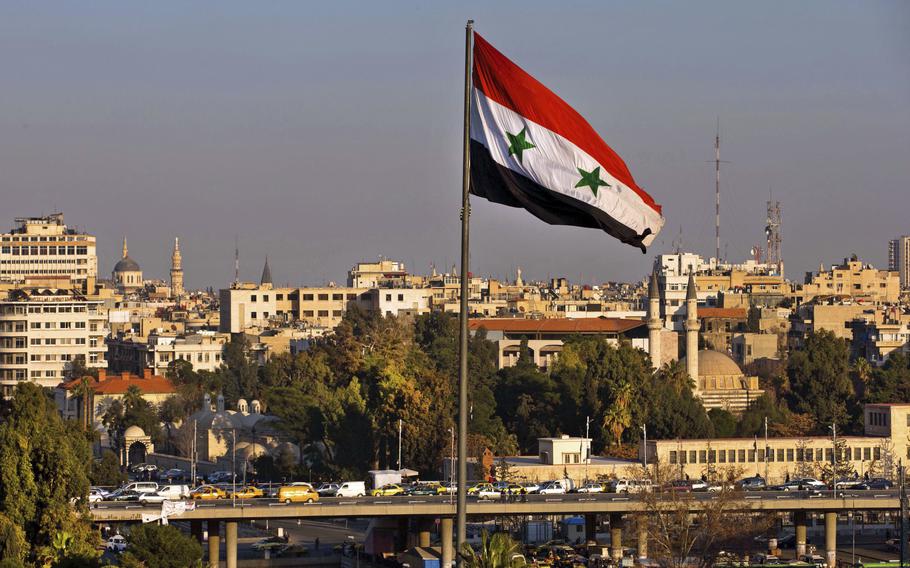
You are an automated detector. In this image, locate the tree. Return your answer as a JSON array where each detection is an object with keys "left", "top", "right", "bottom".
[
  {"left": 794, "top": 439, "right": 818, "bottom": 479},
  {"left": 0, "top": 514, "right": 26, "bottom": 566},
  {"left": 819, "top": 437, "right": 855, "bottom": 485},
  {"left": 786, "top": 330, "right": 856, "bottom": 431},
  {"left": 0, "top": 382, "right": 100, "bottom": 564},
  {"left": 708, "top": 409, "right": 737, "bottom": 438},
  {"left": 120, "top": 524, "right": 202, "bottom": 568},
  {"left": 865, "top": 353, "right": 910, "bottom": 403},
  {"left": 460, "top": 531, "right": 525, "bottom": 568},
  {"left": 89, "top": 450, "right": 126, "bottom": 487},
  {"left": 493, "top": 457, "right": 518, "bottom": 483},
  {"left": 101, "top": 386, "right": 162, "bottom": 452}
]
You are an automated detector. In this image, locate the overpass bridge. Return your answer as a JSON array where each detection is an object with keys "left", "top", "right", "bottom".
[{"left": 90, "top": 491, "right": 902, "bottom": 568}]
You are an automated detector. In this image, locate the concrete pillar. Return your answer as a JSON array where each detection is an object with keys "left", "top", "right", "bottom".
[
  {"left": 207, "top": 520, "right": 220, "bottom": 568},
  {"left": 190, "top": 520, "right": 203, "bottom": 543},
  {"left": 418, "top": 518, "right": 432, "bottom": 548},
  {"left": 585, "top": 513, "right": 597, "bottom": 544},
  {"left": 794, "top": 511, "right": 808, "bottom": 557},
  {"left": 638, "top": 518, "right": 648, "bottom": 560},
  {"left": 397, "top": 517, "right": 409, "bottom": 551},
  {"left": 225, "top": 521, "right": 238, "bottom": 568},
  {"left": 610, "top": 513, "right": 623, "bottom": 563},
  {"left": 441, "top": 517, "right": 454, "bottom": 568},
  {"left": 824, "top": 511, "right": 837, "bottom": 568}
]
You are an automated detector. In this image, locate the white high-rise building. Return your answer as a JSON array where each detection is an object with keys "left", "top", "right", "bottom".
[
  {"left": 0, "top": 213, "right": 98, "bottom": 292},
  {"left": 0, "top": 288, "right": 107, "bottom": 397},
  {"left": 889, "top": 236, "right": 910, "bottom": 289}
]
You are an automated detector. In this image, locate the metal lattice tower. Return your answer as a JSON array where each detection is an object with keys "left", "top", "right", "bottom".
[{"left": 765, "top": 195, "right": 782, "bottom": 274}]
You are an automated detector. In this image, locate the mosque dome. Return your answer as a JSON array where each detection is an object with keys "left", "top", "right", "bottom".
[
  {"left": 680, "top": 349, "right": 743, "bottom": 378},
  {"left": 114, "top": 256, "right": 141, "bottom": 273},
  {"left": 124, "top": 425, "right": 146, "bottom": 438}
]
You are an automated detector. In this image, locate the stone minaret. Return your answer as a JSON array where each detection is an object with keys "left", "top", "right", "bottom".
[
  {"left": 170, "top": 237, "right": 184, "bottom": 297},
  {"left": 122, "top": 237, "right": 128, "bottom": 259},
  {"left": 685, "top": 271, "right": 699, "bottom": 389},
  {"left": 647, "top": 269, "right": 662, "bottom": 370},
  {"left": 515, "top": 267, "right": 524, "bottom": 287}
]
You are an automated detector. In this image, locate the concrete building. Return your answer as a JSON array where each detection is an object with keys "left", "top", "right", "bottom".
[
  {"left": 649, "top": 402, "right": 910, "bottom": 484},
  {"left": 219, "top": 280, "right": 294, "bottom": 333},
  {"left": 367, "top": 287, "right": 432, "bottom": 318},
  {"left": 889, "top": 236, "right": 910, "bottom": 289},
  {"left": 0, "top": 213, "right": 98, "bottom": 293},
  {"left": 348, "top": 259, "right": 409, "bottom": 289},
  {"left": 796, "top": 257, "right": 900, "bottom": 304},
  {"left": 789, "top": 301, "right": 869, "bottom": 348},
  {"left": 731, "top": 332, "right": 780, "bottom": 366},
  {"left": 0, "top": 287, "right": 107, "bottom": 397},
  {"left": 170, "top": 237, "right": 184, "bottom": 297},
  {"left": 112, "top": 238, "right": 143, "bottom": 294},
  {"left": 107, "top": 331, "right": 228, "bottom": 375},
  {"left": 851, "top": 309, "right": 910, "bottom": 366},
  {"left": 295, "top": 286, "right": 370, "bottom": 328}
]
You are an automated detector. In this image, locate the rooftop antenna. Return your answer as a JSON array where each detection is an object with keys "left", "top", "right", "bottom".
[
  {"left": 709, "top": 118, "right": 730, "bottom": 263},
  {"left": 234, "top": 235, "right": 240, "bottom": 284},
  {"left": 765, "top": 187, "right": 782, "bottom": 276},
  {"left": 672, "top": 225, "right": 683, "bottom": 255}
]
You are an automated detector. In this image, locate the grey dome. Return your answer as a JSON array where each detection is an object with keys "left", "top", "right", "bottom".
[{"left": 114, "top": 256, "right": 141, "bottom": 272}]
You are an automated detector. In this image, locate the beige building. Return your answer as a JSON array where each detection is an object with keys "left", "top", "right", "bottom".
[
  {"left": 889, "top": 236, "right": 910, "bottom": 289},
  {"left": 852, "top": 312, "right": 910, "bottom": 367},
  {"left": 107, "top": 331, "right": 228, "bottom": 375},
  {"left": 731, "top": 332, "right": 780, "bottom": 366},
  {"left": 789, "top": 301, "right": 869, "bottom": 348},
  {"left": 681, "top": 349, "right": 763, "bottom": 413},
  {"left": 0, "top": 287, "right": 107, "bottom": 397},
  {"left": 0, "top": 213, "right": 98, "bottom": 293},
  {"left": 347, "top": 259, "right": 409, "bottom": 288},
  {"left": 796, "top": 257, "right": 900, "bottom": 304},
  {"left": 648, "top": 402, "right": 910, "bottom": 484},
  {"left": 295, "top": 286, "right": 370, "bottom": 327}
]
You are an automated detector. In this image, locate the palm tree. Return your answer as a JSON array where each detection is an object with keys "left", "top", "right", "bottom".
[
  {"left": 123, "top": 384, "right": 144, "bottom": 410},
  {"left": 71, "top": 377, "right": 95, "bottom": 431},
  {"left": 602, "top": 381, "right": 633, "bottom": 446},
  {"left": 461, "top": 531, "right": 525, "bottom": 568}
]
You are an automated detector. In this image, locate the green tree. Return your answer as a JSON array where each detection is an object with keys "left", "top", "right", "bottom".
[
  {"left": 785, "top": 330, "right": 856, "bottom": 431},
  {"left": 0, "top": 514, "right": 26, "bottom": 566},
  {"left": 460, "top": 531, "right": 525, "bottom": 568},
  {"left": 635, "top": 361, "right": 712, "bottom": 441},
  {"left": 120, "top": 524, "right": 202, "bottom": 568},
  {"left": 819, "top": 437, "right": 856, "bottom": 485},
  {"left": 708, "top": 409, "right": 737, "bottom": 438},
  {"left": 217, "top": 335, "right": 260, "bottom": 405},
  {"left": 89, "top": 450, "right": 126, "bottom": 487},
  {"left": 865, "top": 353, "right": 910, "bottom": 403},
  {"left": 101, "top": 386, "right": 162, "bottom": 452},
  {"left": 0, "top": 382, "right": 99, "bottom": 564}
]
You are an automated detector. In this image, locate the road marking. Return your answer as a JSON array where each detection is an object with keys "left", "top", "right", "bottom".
[
  {"left": 578, "top": 498, "right": 596, "bottom": 502},
  {"left": 612, "top": 497, "right": 630, "bottom": 502},
  {"left": 268, "top": 502, "right": 288, "bottom": 507},
  {"left": 304, "top": 502, "right": 322, "bottom": 506},
  {"left": 544, "top": 498, "right": 563, "bottom": 502},
  {"left": 125, "top": 505, "right": 142, "bottom": 509},
  {"left": 874, "top": 494, "right": 890, "bottom": 498},
  {"left": 775, "top": 495, "right": 793, "bottom": 499},
  {"left": 374, "top": 500, "right": 392, "bottom": 504},
  {"left": 808, "top": 493, "right": 823, "bottom": 499},
  {"left": 408, "top": 500, "right": 427, "bottom": 504},
  {"left": 339, "top": 501, "right": 358, "bottom": 505},
  {"left": 745, "top": 496, "right": 762, "bottom": 500}
]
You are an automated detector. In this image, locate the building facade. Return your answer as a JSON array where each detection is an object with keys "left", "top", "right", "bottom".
[
  {"left": 796, "top": 257, "right": 900, "bottom": 304},
  {"left": 0, "top": 213, "right": 98, "bottom": 292},
  {"left": 889, "top": 236, "right": 910, "bottom": 289},
  {"left": 0, "top": 288, "right": 107, "bottom": 397},
  {"left": 107, "top": 331, "right": 228, "bottom": 375}
]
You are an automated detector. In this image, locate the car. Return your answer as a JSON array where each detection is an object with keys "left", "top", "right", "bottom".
[
  {"left": 230, "top": 486, "right": 265, "bottom": 499},
  {"left": 736, "top": 476, "right": 766, "bottom": 490},
  {"left": 316, "top": 483, "right": 341, "bottom": 497},
  {"left": 577, "top": 482, "right": 606, "bottom": 494},
  {"left": 206, "top": 470, "right": 235, "bottom": 484},
  {"left": 408, "top": 483, "right": 445, "bottom": 496},
  {"left": 88, "top": 488, "right": 106, "bottom": 504},
  {"left": 706, "top": 482, "right": 734, "bottom": 492},
  {"left": 371, "top": 484, "right": 406, "bottom": 497},
  {"left": 609, "top": 479, "right": 654, "bottom": 494},
  {"left": 522, "top": 482, "right": 540, "bottom": 494},
  {"left": 467, "top": 483, "right": 499, "bottom": 499},
  {"left": 138, "top": 484, "right": 191, "bottom": 504},
  {"left": 162, "top": 468, "right": 186, "bottom": 481},
  {"left": 538, "top": 479, "right": 574, "bottom": 495},
  {"left": 251, "top": 535, "right": 289, "bottom": 551},
  {"left": 439, "top": 481, "right": 458, "bottom": 494},
  {"left": 689, "top": 480, "right": 709, "bottom": 491},
  {"left": 106, "top": 535, "right": 127, "bottom": 553},
  {"left": 799, "top": 554, "right": 826, "bottom": 568},
  {"left": 777, "top": 478, "right": 825, "bottom": 491},
  {"left": 856, "top": 478, "right": 893, "bottom": 490},
  {"left": 277, "top": 484, "right": 319, "bottom": 503},
  {"left": 190, "top": 485, "right": 227, "bottom": 500},
  {"left": 665, "top": 479, "right": 694, "bottom": 493},
  {"left": 752, "top": 553, "right": 781, "bottom": 565},
  {"left": 335, "top": 481, "right": 367, "bottom": 497},
  {"left": 121, "top": 481, "right": 159, "bottom": 495},
  {"left": 110, "top": 490, "right": 142, "bottom": 502},
  {"left": 832, "top": 476, "right": 863, "bottom": 490}
]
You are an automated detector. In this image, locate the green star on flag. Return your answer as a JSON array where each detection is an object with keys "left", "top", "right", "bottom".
[
  {"left": 575, "top": 166, "right": 610, "bottom": 196},
  {"left": 506, "top": 127, "right": 536, "bottom": 164}
]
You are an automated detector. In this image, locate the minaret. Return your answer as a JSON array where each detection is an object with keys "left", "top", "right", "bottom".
[
  {"left": 170, "top": 237, "right": 184, "bottom": 298},
  {"left": 516, "top": 267, "right": 524, "bottom": 287},
  {"left": 685, "top": 271, "right": 699, "bottom": 389},
  {"left": 647, "top": 269, "right": 662, "bottom": 370},
  {"left": 122, "top": 237, "right": 128, "bottom": 259},
  {"left": 260, "top": 256, "right": 273, "bottom": 290}
]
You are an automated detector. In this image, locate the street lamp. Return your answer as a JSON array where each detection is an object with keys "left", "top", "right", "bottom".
[
  {"left": 640, "top": 424, "right": 647, "bottom": 470},
  {"left": 829, "top": 423, "right": 837, "bottom": 488}
]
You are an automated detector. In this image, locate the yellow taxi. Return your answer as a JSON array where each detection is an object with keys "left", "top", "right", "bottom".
[
  {"left": 370, "top": 483, "right": 406, "bottom": 497},
  {"left": 190, "top": 485, "right": 227, "bottom": 500},
  {"left": 277, "top": 484, "right": 319, "bottom": 504},
  {"left": 230, "top": 486, "right": 264, "bottom": 499}
]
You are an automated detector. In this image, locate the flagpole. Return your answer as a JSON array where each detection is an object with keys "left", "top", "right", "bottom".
[{"left": 456, "top": 18, "right": 474, "bottom": 567}]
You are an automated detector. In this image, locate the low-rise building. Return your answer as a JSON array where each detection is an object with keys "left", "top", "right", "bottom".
[
  {"left": 107, "top": 331, "right": 228, "bottom": 375},
  {"left": 796, "top": 257, "right": 900, "bottom": 305}
]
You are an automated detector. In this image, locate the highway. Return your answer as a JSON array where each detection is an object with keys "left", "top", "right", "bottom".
[{"left": 90, "top": 489, "right": 903, "bottom": 523}]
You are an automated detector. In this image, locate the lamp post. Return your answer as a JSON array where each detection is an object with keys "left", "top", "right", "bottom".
[
  {"left": 231, "top": 428, "right": 237, "bottom": 506},
  {"left": 764, "top": 416, "right": 769, "bottom": 482},
  {"left": 583, "top": 416, "right": 591, "bottom": 483},
  {"left": 640, "top": 424, "right": 647, "bottom": 470},
  {"left": 829, "top": 423, "right": 837, "bottom": 488},
  {"left": 449, "top": 427, "right": 456, "bottom": 505}
]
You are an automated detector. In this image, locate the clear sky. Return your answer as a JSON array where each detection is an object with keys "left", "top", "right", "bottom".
[{"left": 1, "top": 1, "right": 908, "bottom": 288}]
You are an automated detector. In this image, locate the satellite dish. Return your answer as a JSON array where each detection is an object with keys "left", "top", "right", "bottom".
[{"left": 750, "top": 247, "right": 755, "bottom": 256}]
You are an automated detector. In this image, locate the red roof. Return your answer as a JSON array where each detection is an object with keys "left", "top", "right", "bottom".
[
  {"left": 469, "top": 318, "right": 645, "bottom": 334},
  {"left": 60, "top": 369, "right": 176, "bottom": 395},
  {"left": 698, "top": 307, "right": 748, "bottom": 319}
]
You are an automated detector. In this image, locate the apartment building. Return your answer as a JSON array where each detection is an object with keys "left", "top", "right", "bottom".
[
  {"left": 107, "top": 331, "right": 229, "bottom": 375},
  {"left": 0, "top": 213, "right": 98, "bottom": 292},
  {"left": 219, "top": 283, "right": 295, "bottom": 333},
  {"left": 294, "top": 286, "right": 370, "bottom": 328},
  {"left": 889, "top": 236, "right": 910, "bottom": 289},
  {"left": 0, "top": 288, "right": 107, "bottom": 397},
  {"left": 796, "top": 257, "right": 900, "bottom": 304}
]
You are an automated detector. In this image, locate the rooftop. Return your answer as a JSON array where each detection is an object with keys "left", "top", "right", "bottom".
[
  {"left": 469, "top": 318, "right": 645, "bottom": 334},
  {"left": 59, "top": 369, "right": 175, "bottom": 395}
]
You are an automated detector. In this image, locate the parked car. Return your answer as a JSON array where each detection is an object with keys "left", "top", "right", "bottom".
[
  {"left": 138, "top": 484, "right": 191, "bottom": 504},
  {"left": 230, "top": 486, "right": 265, "bottom": 499},
  {"left": 121, "top": 481, "right": 159, "bottom": 495},
  {"left": 110, "top": 490, "right": 142, "bottom": 502},
  {"left": 278, "top": 484, "right": 319, "bottom": 503},
  {"left": 88, "top": 488, "right": 107, "bottom": 504},
  {"left": 467, "top": 483, "right": 500, "bottom": 499},
  {"left": 106, "top": 535, "right": 127, "bottom": 553},
  {"left": 522, "top": 482, "right": 540, "bottom": 494},
  {"left": 736, "top": 475, "right": 766, "bottom": 490},
  {"left": 190, "top": 485, "right": 227, "bottom": 500},
  {"left": 162, "top": 468, "right": 186, "bottom": 481},
  {"left": 539, "top": 479, "right": 574, "bottom": 495},
  {"left": 609, "top": 479, "right": 654, "bottom": 494},
  {"left": 335, "top": 481, "right": 367, "bottom": 498},
  {"left": 799, "top": 554, "right": 826, "bottom": 568},
  {"left": 371, "top": 483, "right": 406, "bottom": 497},
  {"left": 576, "top": 482, "right": 606, "bottom": 494},
  {"left": 408, "top": 483, "right": 445, "bottom": 496},
  {"left": 251, "top": 535, "right": 289, "bottom": 552},
  {"left": 316, "top": 483, "right": 340, "bottom": 497},
  {"left": 857, "top": 478, "right": 893, "bottom": 490}
]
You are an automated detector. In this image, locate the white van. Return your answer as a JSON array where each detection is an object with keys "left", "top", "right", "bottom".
[
  {"left": 610, "top": 479, "right": 653, "bottom": 494},
  {"left": 538, "top": 479, "right": 575, "bottom": 495},
  {"left": 122, "top": 482, "right": 159, "bottom": 494},
  {"left": 335, "top": 481, "right": 366, "bottom": 498},
  {"left": 138, "top": 484, "right": 190, "bottom": 504}
]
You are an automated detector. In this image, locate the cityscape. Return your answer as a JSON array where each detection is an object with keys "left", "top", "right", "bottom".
[{"left": 1, "top": 3, "right": 909, "bottom": 568}]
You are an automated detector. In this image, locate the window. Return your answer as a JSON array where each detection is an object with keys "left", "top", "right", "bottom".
[
  {"left": 398, "top": 294, "right": 404, "bottom": 301},
  {"left": 263, "top": 295, "right": 269, "bottom": 302},
  {"left": 263, "top": 312, "right": 269, "bottom": 318},
  {"left": 30, "top": 322, "right": 40, "bottom": 329},
  {"left": 250, "top": 312, "right": 257, "bottom": 319},
  {"left": 679, "top": 451, "right": 687, "bottom": 464},
  {"left": 251, "top": 295, "right": 257, "bottom": 302},
  {"left": 729, "top": 449, "right": 736, "bottom": 463},
  {"left": 332, "top": 294, "right": 343, "bottom": 301},
  {"left": 669, "top": 451, "right": 678, "bottom": 464},
  {"left": 738, "top": 449, "right": 746, "bottom": 462},
  {"left": 718, "top": 450, "right": 726, "bottom": 463},
  {"left": 75, "top": 322, "right": 85, "bottom": 329},
  {"left": 708, "top": 450, "right": 716, "bottom": 463},
  {"left": 748, "top": 450, "right": 756, "bottom": 461},
  {"left": 60, "top": 322, "right": 72, "bottom": 329},
  {"left": 864, "top": 447, "right": 871, "bottom": 460},
  {"left": 276, "top": 294, "right": 284, "bottom": 301},
  {"left": 699, "top": 450, "right": 707, "bottom": 463},
  {"left": 874, "top": 447, "right": 881, "bottom": 460},
  {"left": 318, "top": 294, "right": 329, "bottom": 301},
  {"left": 786, "top": 449, "right": 794, "bottom": 461},
  {"left": 689, "top": 450, "right": 697, "bottom": 463},
  {"left": 303, "top": 310, "right": 314, "bottom": 317},
  {"left": 318, "top": 310, "right": 329, "bottom": 317},
  {"left": 854, "top": 447, "right": 862, "bottom": 460},
  {"left": 303, "top": 294, "right": 314, "bottom": 301},
  {"left": 332, "top": 310, "right": 342, "bottom": 317},
  {"left": 385, "top": 294, "right": 392, "bottom": 302},
  {"left": 777, "top": 449, "right": 785, "bottom": 462},
  {"left": 347, "top": 294, "right": 357, "bottom": 300}
]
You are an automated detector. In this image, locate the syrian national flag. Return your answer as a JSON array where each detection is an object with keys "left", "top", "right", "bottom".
[{"left": 469, "top": 32, "right": 665, "bottom": 252}]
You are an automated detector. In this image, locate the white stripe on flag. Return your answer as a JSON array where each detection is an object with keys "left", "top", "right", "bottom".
[{"left": 470, "top": 89, "right": 663, "bottom": 245}]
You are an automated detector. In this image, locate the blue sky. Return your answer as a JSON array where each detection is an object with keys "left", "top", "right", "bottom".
[{"left": 1, "top": 1, "right": 908, "bottom": 287}]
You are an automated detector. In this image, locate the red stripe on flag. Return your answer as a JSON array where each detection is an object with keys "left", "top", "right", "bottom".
[{"left": 472, "top": 32, "right": 661, "bottom": 216}]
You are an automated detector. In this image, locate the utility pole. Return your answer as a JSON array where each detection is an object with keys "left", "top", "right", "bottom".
[
  {"left": 641, "top": 424, "right": 648, "bottom": 470},
  {"left": 901, "top": 462, "right": 908, "bottom": 568},
  {"left": 714, "top": 118, "right": 721, "bottom": 263},
  {"left": 397, "top": 418, "right": 403, "bottom": 471},
  {"left": 583, "top": 416, "right": 591, "bottom": 483},
  {"left": 764, "top": 417, "right": 769, "bottom": 482},
  {"left": 191, "top": 420, "right": 197, "bottom": 486},
  {"left": 231, "top": 429, "right": 237, "bottom": 506}
]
